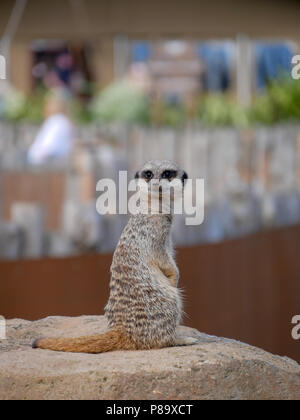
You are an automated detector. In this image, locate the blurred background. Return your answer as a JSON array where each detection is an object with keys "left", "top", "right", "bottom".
[{"left": 0, "top": 0, "right": 299, "bottom": 362}]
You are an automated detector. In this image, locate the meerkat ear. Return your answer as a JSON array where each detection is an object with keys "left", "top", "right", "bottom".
[{"left": 181, "top": 171, "right": 188, "bottom": 185}]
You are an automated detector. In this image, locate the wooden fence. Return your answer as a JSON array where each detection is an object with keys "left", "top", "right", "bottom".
[{"left": 0, "top": 224, "right": 299, "bottom": 363}]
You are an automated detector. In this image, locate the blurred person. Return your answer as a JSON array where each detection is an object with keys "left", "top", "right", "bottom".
[
  {"left": 28, "top": 91, "right": 74, "bottom": 165},
  {"left": 54, "top": 52, "right": 74, "bottom": 86},
  {"left": 42, "top": 52, "right": 75, "bottom": 91},
  {"left": 41, "top": 52, "right": 88, "bottom": 97}
]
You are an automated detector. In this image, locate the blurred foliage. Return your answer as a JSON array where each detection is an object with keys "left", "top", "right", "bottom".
[
  {"left": 250, "top": 76, "right": 300, "bottom": 125},
  {"left": 197, "top": 94, "right": 249, "bottom": 128},
  {"left": 3, "top": 90, "right": 45, "bottom": 123},
  {"left": 1, "top": 76, "right": 300, "bottom": 128},
  {"left": 150, "top": 102, "right": 186, "bottom": 127},
  {"left": 161, "top": 104, "right": 187, "bottom": 127},
  {"left": 70, "top": 99, "right": 93, "bottom": 125},
  {"left": 90, "top": 80, "right": 150, "bottom": 124}
]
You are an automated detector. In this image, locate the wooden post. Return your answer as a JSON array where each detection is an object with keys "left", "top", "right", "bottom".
[{"left": 236, "top": 34, "right": 254, "bottom": 107}]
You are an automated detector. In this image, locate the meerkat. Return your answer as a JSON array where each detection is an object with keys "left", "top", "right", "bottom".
[{"left": 32, "top": 160, "right": 198, "bottom": 353}]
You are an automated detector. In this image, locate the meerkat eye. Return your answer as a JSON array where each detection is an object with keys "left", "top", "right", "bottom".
[
  {"left": 142, "top": 170, "right": 153, "bottom": 180},
  {"left": 161, "top": 170, "right": 177, "bottom": 180}
]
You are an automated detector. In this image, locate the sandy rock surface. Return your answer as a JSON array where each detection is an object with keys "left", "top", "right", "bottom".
[{"left": 0, "top": 315, "right": 299, "bottom": 400}]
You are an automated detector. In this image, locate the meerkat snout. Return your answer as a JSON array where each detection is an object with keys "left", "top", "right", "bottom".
[{"left": 135, "top": 160, "right": 188, "bottom": 211}]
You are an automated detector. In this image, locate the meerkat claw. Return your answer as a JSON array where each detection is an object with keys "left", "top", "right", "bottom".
[{"left": 175, "top": 336, "right": 199, "bottom": 346}]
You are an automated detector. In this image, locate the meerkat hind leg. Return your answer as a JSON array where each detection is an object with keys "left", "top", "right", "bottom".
[{"left": 174, "top": 336, "right": 199, "bottom": 346}]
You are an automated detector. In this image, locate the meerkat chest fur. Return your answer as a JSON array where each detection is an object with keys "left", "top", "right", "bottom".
[{"left": 106, "top": 213, "right": 182, "bottom": 348}]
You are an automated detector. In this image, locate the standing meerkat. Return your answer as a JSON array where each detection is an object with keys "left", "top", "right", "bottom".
[{"left": 33, "top": 160, "right": 198, "bottom": 353}]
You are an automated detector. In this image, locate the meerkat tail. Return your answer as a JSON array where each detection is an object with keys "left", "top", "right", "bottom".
[{"left": 32, "top": 330, "right": 135, "bottom": 354}]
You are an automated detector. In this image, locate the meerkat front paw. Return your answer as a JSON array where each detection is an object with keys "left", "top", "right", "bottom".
[{"left": 174, "top": 336, "right": 199, "bottom": 346}]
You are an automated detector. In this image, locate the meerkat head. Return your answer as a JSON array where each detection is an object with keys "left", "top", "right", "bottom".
[{"left": 134, "top": 160, "right": 188, "bottom": 215}]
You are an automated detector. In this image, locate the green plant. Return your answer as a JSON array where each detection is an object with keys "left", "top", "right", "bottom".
[
  {"left": 3, "top": 90, "right": 45, "bottom": 123},
  {"left": 250, "top": 76, "right": 300, "bottom": 124},
  {"left": 198, "top": 94, "right": 249, "bottom": 127},
  {"left": 150, "top": 102, "right": 187, "bottom": 127},
  {"left": 90, "top": 80, "right": 150, "bottom": 124},
  {"left": 2, "top": 74, "right": 300, "bottom": 128},
  {"left": 70, "top": 99, "right": 93, "bottom": 125}
]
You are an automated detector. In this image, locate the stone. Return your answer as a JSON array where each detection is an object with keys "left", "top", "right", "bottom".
[
  {"left": 11, "top": 203, "right": 44, "bottom": 258},
  {"left": 0, "top": 316, "right": 299, "bottom": 400},
  {"left": 0, "top": 222, "right": 22, "bottom": 260},
  {"left": 44, "top": 232, "right": 74, "bottom": 258},
  {"left": 62, "top": 200, "right": 101, "bottom": 252}
]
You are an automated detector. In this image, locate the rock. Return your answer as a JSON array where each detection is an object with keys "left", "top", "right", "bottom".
[
  {"left": 11, "top": 203, "right": 44, "bottom": 258},
  {"left": 45, "top": 232, "right": 75, "bottom": 258},
  {"left": 0, "top": 316, "right": 299, "bottom": 400},
  {"left": 62, "top": 200, "right": 101, "bottom": 252},
  {"left": 0, "top": 222, "right": 23, "bottom": 260}
]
